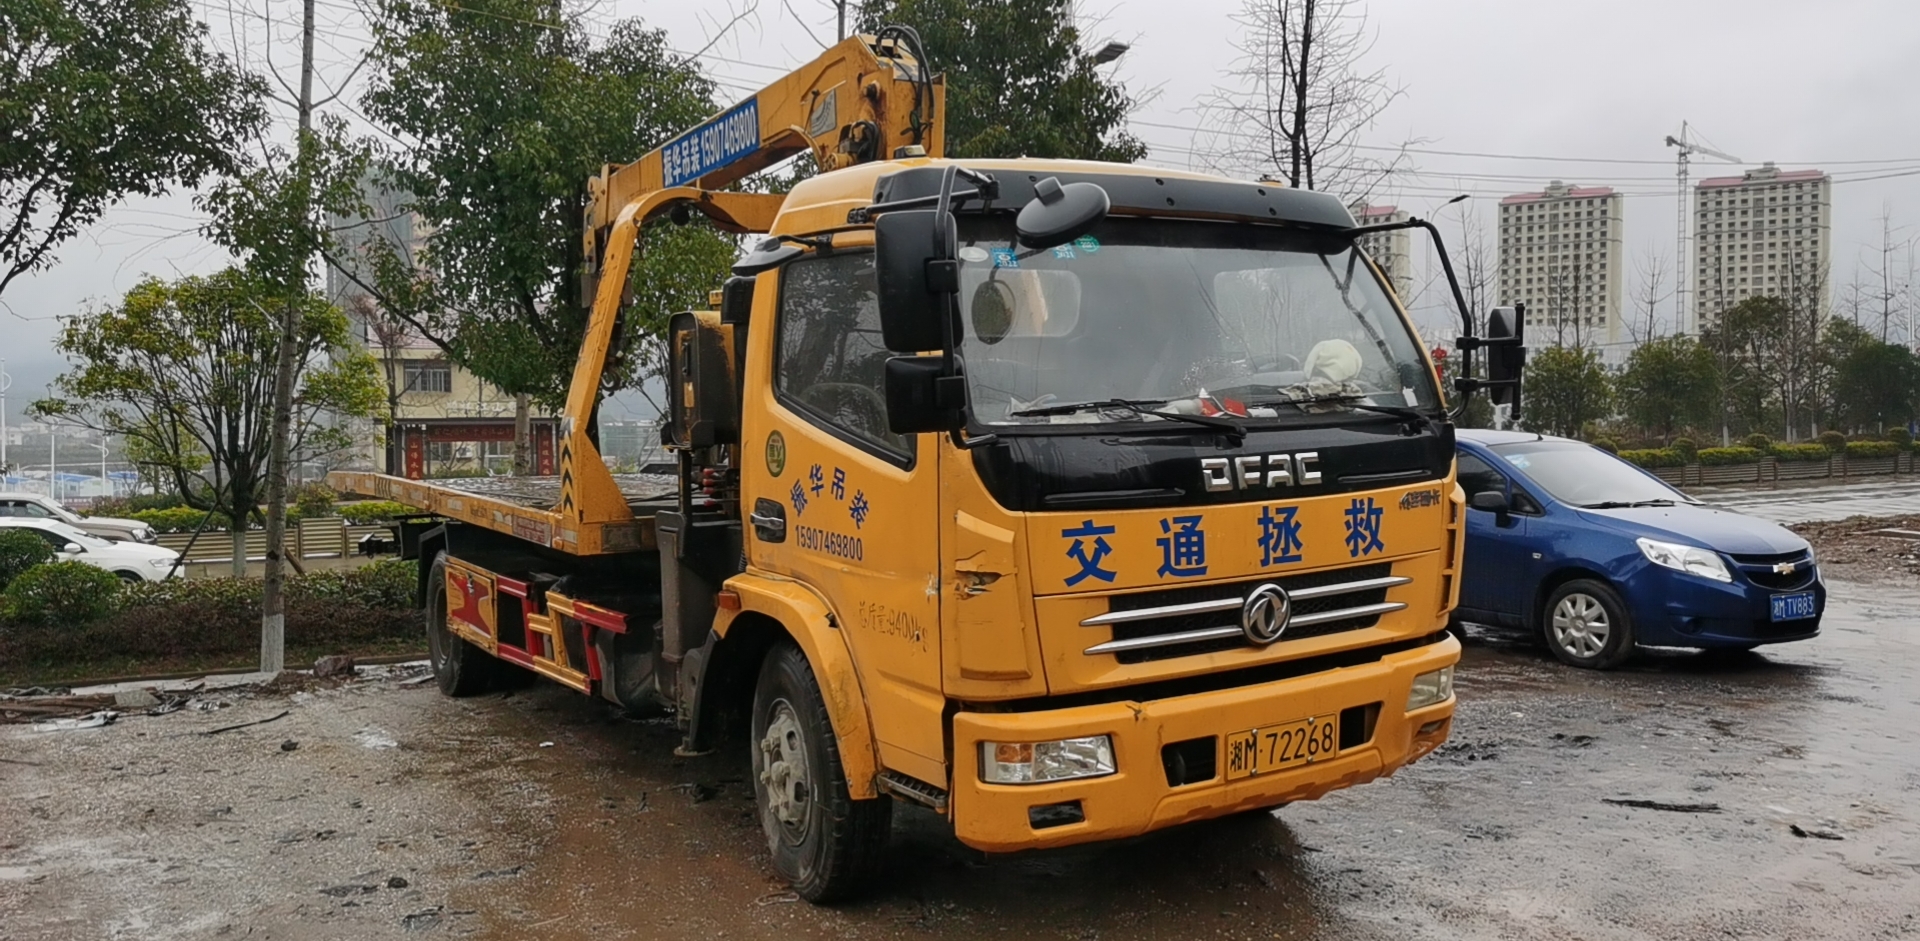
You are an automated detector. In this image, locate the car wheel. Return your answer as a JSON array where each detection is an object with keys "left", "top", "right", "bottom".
[
  {"left": 1542, "top": 579, "right": 1635, "bottom": 670},
  {"left": 425, "top": 552, "right": 500, "bottom": 697},
  {"left": 115, "top": 570, "right": 146, "bottom": 583},
  {"left": 751, "top": 641, "right": 891, "bottom": 902}
]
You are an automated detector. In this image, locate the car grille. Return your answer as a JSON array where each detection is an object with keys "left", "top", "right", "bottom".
[
  {"left": 1081, "top": 563, "right": 1405, "bottom": 664},
  {"left": 1728, "top": 550, "right": 1817, "bottom": 591}
]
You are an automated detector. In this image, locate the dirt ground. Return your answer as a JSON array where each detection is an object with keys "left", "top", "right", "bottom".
[
  {"left": 3, "top": 570, "right": 1916, "bottom": 939},
  {"left": 1789, "top": 513, "right": 1920, "bottom": 584}
]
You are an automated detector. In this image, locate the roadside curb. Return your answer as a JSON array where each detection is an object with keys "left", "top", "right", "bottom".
[{"left": 39, "top": 652, "right": 431, "bottom": 691}]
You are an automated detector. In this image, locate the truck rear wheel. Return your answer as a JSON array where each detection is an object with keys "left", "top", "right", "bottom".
[
  {"left": 425, "top": 552, "right": 501, "bottom": 697},
  {"left": 750, "top": 641, "right": 891, "bottom": 902}
]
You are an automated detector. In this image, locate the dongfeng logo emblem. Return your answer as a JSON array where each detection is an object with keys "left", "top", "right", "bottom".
[{"left": 1240, "top": 583, "right": 1292, "bottom": 645}]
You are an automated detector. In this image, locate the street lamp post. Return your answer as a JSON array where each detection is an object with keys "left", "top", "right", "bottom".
[
  {"left": 91, "top": 441, "right": 110, "bottom": 499},
  {"left": 1, "top": 358, "right": 11, "bottom": 474}
]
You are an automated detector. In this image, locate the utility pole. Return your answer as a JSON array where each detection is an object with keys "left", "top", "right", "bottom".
[
  {"left": 260, "top": 0, "right": 317, "bottom": 676},
  {"left": 836, "top": 0, "right": 847, "bottom": 40},
  {"left": 1, "top": 359, "right": 10, "bottom": 473}
]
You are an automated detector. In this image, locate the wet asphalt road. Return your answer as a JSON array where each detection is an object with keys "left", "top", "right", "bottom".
[
  {"left": 4, "top": 579, "right": 1914, "bottom": 941},
  {"left": 426, "top": 579, "right": 1920, "bottom": 941},
  {"left": 1703, "top": 477, "right": 1920, "bottom": 525}
]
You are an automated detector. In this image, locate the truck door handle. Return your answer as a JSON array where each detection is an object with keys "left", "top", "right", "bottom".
[{"left": 750, "top": 498, "right": 786, "bottom": 542}]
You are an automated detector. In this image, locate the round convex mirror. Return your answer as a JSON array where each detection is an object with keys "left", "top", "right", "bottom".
[{"left": 971, "top": 279, "right": 1015, "bottom": 345}]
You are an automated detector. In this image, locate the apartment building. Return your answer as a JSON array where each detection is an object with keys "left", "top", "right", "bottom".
[
  {"left": 1349, "top": 203, "right": 1413, "bottom": 302},
  {"left": 1690, "top": 163, "right": 1831, "bottom": 332},
  {"left": 1496, "top": 182, "right": 1625, "bottom": 346}
]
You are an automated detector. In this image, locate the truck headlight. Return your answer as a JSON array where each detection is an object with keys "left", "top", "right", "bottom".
[
  {"left": 1406, "top": 666, "right": 1454, "bottom": 711},
  {"left": 1636, "top": 537, "right": 1731, "bottom": 582},
  {"left": 980, "top": 736, "right": 1116, "bottom": 784}
]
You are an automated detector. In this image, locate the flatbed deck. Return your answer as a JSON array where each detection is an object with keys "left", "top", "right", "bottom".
[{"left": 328, "top": 470, "right": 677, "bottom": 556}]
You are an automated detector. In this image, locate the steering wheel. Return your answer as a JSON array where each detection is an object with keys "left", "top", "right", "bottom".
[
  {"left": 1250, "top": 351, "right": 1302, "bottom": 373},
  {"left": 801, "top": 382, "right": 889, "bottom": 428}
]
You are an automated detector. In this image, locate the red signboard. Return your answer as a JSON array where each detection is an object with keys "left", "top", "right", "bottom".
[{"left": 403, "top": 432, "right": 425, "bottom": 479}]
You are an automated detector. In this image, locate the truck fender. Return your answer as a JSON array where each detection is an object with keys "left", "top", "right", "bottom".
[{"left": 715, "top": 572, "right": 880, "bottom": 799}]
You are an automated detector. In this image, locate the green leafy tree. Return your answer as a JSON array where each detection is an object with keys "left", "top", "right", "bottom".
[
  {"left": 1615, "top": 335, "right": 1719, "bottom": 442},
  {"left": 1523, "top": 345, "right": 1612, "bottom": 439},
  {"left": 33, "top": 269, "right": 383, "bottom": 576},
  {"left": 0, "top": 528, "right": 55, "bottom": 591},
  {"left": 859, "top": 0, "right": 1148, "bottom": 162},
  {"left": 0, "top": 0, "right": 262, "bottom": 296},
  {"left": 358, "top": 1, "right": 733, "bottom": 430},
  {"left": 1826, "top": 318, "right": 1919, "bottom": 433}
]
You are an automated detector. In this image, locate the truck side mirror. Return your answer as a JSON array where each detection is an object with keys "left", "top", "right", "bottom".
[
  {"left": 1015, "top": 177, "right": 1109, "bottom": 249},
  {"left": 1485, "top": 305, "right": 1526, "bottom": 414},
  {"left": 665, "top": 311, "right": 738, "bottom": 449},
  {"left": 875, "top": 209, "right": 957, "bottom": 354},
  {"left": 884, "top": 355, "right": 964, "bottom": 434}
]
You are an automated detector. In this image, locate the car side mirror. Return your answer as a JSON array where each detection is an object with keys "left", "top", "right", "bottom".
[
  {"left": 1468, "top": 490, "right": 1512, "bottom": 526},
  {"left": 874, "top": 209, "right": 957, "bottom": 354},
  {"left": 62, "top": 542, "right": 84, "bottom": 554}
]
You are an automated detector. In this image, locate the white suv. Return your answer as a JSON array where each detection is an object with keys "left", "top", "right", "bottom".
[
  {"left": 0, "top": 518, "right": 181, "bottom": 582},
  {"left": 0, "top": 492, "right": 157, "bottom": 543}
]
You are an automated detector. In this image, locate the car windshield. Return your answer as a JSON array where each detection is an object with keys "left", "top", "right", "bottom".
[
  {"left": 1490, "top": 440, "right": 1696, "bottom": 507},
  {"left": 953, "top": 217, "right": 1438, "bottom": 426}
]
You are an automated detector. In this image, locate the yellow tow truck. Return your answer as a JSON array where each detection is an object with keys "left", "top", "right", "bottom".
[{"left": 332, "top": 25, "right": 1525, "bottom": 901}]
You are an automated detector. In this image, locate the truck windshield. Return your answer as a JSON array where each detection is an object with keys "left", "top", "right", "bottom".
[{"left": 953, "top": 217, "right": 1438, "bottom": 427}]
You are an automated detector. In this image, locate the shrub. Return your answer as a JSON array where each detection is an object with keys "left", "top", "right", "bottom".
[
  {"left": 339, "top": 501, "right": 418, "bottom": 524},
  {"left": 3, "top": 561, "right": 123, "bottom": 625},
  {"left": 1697, "top": 446, "right": 1764, "bottom": 466},
  {"left": 1668, "top": 437, "right": 1698, "bottom": 460},
  {"left": 1591, "top": 438, "right": 1620, "bottom": 454},
  {"left": 1743, "top": 433, "right": 1772, "bottom": 450},
  {"left": 129, "top": 506, "right": 233, "bottom": 533},
  {"left": 1887, "top": 428, "right": 1913, "bottom": 450},
  {"left": 1771, "top": 443, "right": 1830, "bottom": 462},
  {"left": 1845, "top": 440, "right": 1901, "bottom": 459},
  {"left": 1816, "top": 430, "right": 1848, "bottom": 453},
  {"left": 292, "top": 483, "right": 337, "bottom": 518},
  {"left": 0, "top": 529, "right": 56, "bottom": 591},
  {"left": 1620, "top": 448, "right": 1685, "bottom": 468}
]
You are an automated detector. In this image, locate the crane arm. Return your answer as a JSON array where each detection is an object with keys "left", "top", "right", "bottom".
[{"left": 553, "top": 28, "right": 946, "bottom": 534}]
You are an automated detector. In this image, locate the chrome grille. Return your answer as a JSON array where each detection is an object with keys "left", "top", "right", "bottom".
[
  {"left": 1729, "top": 550, "right": 1816, "bottom": 591},
  {"left": 1083, "top": 563, "right": 1407, "bottom": 663}
]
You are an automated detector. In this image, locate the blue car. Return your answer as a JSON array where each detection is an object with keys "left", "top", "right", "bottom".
[{"left": 1454, "top": 430, "right": 1824, "bottom": 669}]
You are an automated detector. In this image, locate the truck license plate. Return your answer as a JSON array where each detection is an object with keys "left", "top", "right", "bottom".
[
  {"left": 1770, "top": 591, "right": 1816, "bottom": 622},
  {"left": 1224, "top": 714, "right": 1337, "bottom": 781}
]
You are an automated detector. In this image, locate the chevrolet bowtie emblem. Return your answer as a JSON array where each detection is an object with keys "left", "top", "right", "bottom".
[{"left": 1773, "top": 561, "right": 1797, "bottom": 574}]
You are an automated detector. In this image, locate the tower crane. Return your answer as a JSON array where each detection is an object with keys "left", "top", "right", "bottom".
[{"left": 1665, "top": 122, "right": 1742, "bottom": 334}]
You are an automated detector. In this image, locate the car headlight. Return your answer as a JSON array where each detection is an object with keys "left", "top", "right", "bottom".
[
  {"left": 980, "top": 736, "right": 1116, "bottom": 784},
  {"left": 1636, "top": 536, "right": 1732, "bottom": 582},
  {"left": 1407, "top": 666, "right": 1455, "bottom": 711}
]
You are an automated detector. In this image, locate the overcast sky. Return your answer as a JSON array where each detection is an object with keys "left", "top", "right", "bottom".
[{"left": 6, "top": 0, "right": 1918, "bottom": 426}]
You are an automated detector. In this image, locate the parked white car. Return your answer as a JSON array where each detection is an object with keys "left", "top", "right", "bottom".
[
  {"left": 0, "top": 492, "right": 158, "bottom": 543},
  {"left": 0, "top": 518, "right": 181, "bottom": 582}
]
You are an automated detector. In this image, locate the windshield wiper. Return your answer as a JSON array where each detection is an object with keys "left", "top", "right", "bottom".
[
  {"left": 1581, "top": 499, "right": 1679, "bottom": 509},
  {"left": 1247, "top": 393, "right": 1434, "bottom": 424},
  {"left": 1008, "top": 398, "right": 1247, "bottom": 439}
]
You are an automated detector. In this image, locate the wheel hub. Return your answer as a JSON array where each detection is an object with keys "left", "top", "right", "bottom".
[
  {"left": 1553, "top": 594, "right": 1610, "bottom": 658},
  {"left": 758, "top": 703, "right": 811, "bottom": 832}
]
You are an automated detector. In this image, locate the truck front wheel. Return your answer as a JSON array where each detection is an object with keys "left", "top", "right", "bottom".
[
  {"left": 425, "top": 552, "right": 501, "bottom": 697},
  {"left": 750, "top": 641, "right": 891, "bottom": 902}
]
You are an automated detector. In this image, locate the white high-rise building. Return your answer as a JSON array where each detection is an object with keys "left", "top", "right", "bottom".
[
  {"left": 1496, "top": 182, "right": 1625, "bottom": 346},
  {"left": 1349, "top": 203, "right": 1413, "bottom": 303},
  {"left": 1690, "top": 163, "right": 1831, "bottom": 333}
]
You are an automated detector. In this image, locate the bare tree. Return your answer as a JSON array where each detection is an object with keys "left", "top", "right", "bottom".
[
  {"left": 1860, "top": 205, "right": 1912, "bottom": 343},
  {"left": 1196, "top": 0, "right": 1412, "bottom": 201},
  {"left": 1628, "top": 247, "right": 1671, "bottom": 343}
]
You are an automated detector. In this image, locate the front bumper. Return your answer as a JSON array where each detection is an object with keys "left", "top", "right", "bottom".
[
  {"left": 1627, "top": 566, "right": 1825, "bottom": 647},
  {"left": 948, "top": 634, "right": 1459, "bottom": 852}
]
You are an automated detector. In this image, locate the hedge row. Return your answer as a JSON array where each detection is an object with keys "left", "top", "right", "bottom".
[
  {"left": 121, "top": 500, "right": 421, "bottom": 533},
  {"left": 0, "top": 560, "right": 422, "bottom": 674},
  {"left": 1619, "top": 448, "right": 1686, "bottom": 468},
  {"left": 1618, "top": 441, "right": 1908, "bottom": 468}
]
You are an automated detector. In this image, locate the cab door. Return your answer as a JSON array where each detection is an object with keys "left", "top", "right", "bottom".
[{"left": 738, "top": 246, "right": 948, "bottom": 787}]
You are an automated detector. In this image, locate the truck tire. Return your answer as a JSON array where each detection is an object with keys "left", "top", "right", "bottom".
[
  {"left": 750, "top": 641, "right": 891, "bottom": 902},
  {"left": 1541, "top": 579, "right": 1636, "bottom": 670},
  {"left": 425, "top": 552, "right": 500, "bottom": 697}
]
